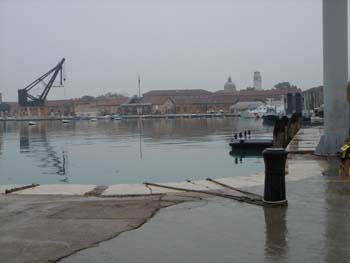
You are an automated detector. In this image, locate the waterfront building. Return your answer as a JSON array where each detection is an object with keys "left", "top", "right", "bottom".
[
  {"left": 74, "top": 97, "right": 128, "bottom": 117},
  {"left": 171, "top": 95, "right": 237, "bottom": 114},
  {"left": 5, "top": 100, "right": 75, "bottom": 117},
  {"left": 73, "top": 100, "right": 97, "bottom": 117},
  {"left": 253, "top": 71, "right": 262, "bottom": 90},
  {"left": 303, "top": 86, "right": 323, "bottom": 111},
  {"left": 141, "top": 89, "right": 214, "bottom": 114},
  {"left": 224, "top": 77, "right": 236, "bottom": 91},
  {"left": 141, "top": 96, "right": 175, "bottom": 114},
  {"left": 0, "top": 96, "right": 128, "bottom": 118},
  {"left": 139, "top": 87, "right": 303, "bottom": 115},
  {"left": 120, "top": 96, "right": 152, "bottom": 115},
  {"left": 46, "top": 100, "right": 75, "bottom": 116}
]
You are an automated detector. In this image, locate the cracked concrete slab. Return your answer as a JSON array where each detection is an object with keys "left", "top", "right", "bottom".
[{"left": 0, "top": 194, "right": 195, "bottom": 263}]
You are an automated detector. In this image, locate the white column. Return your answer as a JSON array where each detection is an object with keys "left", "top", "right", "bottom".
[{"left": 316, "top": 0, "right": 348, "bottom": 156}]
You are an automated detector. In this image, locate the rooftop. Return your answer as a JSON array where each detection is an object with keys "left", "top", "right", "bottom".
[
  {"left": 171, "top": 96, "right": 238, "bottom": 105},
  {"left": 143, "top": 89, "right": 212, "bottom": 97},
  {"left": 214, "top": 87, "right": 301, "bottom": 96},
  {"left": 141, "top": 96, "right": 173, "bottom": 105}
]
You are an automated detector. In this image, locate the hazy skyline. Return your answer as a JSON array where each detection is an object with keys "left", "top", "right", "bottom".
[{"left": 0, "top": 0, "right": 347, "bottom": 101}]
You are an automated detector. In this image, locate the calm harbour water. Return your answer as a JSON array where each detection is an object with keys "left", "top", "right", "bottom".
[{"left": 0, "top": 117, "right": 272, "bottom": 185}]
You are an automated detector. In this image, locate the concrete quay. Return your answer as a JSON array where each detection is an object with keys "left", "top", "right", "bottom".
[
  {"left": 286, "top": 126, "right": 323, "bottom": 154},
  {"left": 0, "top": 126, "right": 349, "bottom": 263}
]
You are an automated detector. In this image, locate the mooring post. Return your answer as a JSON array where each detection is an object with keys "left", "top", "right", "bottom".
[{"left": 262, "top": 148, "right": 288, "bottom": 206}]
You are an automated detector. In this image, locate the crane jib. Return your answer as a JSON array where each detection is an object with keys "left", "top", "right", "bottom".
[{"left": 18, "top": 58, "right": 66, "bottom": 107}]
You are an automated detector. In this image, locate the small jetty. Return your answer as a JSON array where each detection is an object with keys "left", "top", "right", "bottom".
[
  {"left": 230, "top": 138, "right": 273, "bottom": 150},
  {"left": 229, "top": 131, "right": 273, "bottom": 151}
]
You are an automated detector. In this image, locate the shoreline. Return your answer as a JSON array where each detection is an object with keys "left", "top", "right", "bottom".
[{"left": 0, "top": 113, "right": 239, "bottom": 122}]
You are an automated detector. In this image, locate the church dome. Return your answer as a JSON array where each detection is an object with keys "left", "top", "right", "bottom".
[{"left": 224, "top": 77, "right": 236, "bottom": 91}]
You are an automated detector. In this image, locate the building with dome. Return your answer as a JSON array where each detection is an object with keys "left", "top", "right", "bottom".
[{"left": 224, "top": 77, "right": 236, "bottom": 91}]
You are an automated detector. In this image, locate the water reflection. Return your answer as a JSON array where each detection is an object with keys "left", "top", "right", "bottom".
[
  {"left": 0, "top": 123, "right": 3, "bottom": 157},
  {"left": 263, "top": 206, "right": 288, "bottom": 262},
  {"left": 138, "top": 119, "right": 143, "bottom": 160},
  {"left": 19, "top": 124, "right": 69, "bottom": 182},
  {"left": 229, "top": 149, "right": 263, "bottom": 165},
  {"left": 19, "top": 125, "right": 30, "bottom": 151},
  {"left": 122, "top": 117, "right": 267, "bottom": 142}
]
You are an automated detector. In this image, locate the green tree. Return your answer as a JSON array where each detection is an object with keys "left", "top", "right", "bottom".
[{"left": 274, "top": 82, "right": 297, "bottom": 89}]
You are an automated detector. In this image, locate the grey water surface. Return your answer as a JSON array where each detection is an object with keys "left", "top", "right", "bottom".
[{"left": 0, "top": 117, "right": 272, "bottom": 185}]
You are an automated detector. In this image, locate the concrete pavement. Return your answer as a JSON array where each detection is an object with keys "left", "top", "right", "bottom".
[
  {"left": 61, "top": 152, "right": 350, "bottom": 263},
  {"left": 0, "top": 193, "right": 210, "bottom": 263}
]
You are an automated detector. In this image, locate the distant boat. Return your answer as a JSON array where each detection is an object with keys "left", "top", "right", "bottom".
[
  {"left": 240, "top": 110, "right": 259, "bottom": 118},
  {"left": 262, "top": 107, "right": 279, "bottom": 125},
  {"left": 98, "top": 115, "right": 111, "bottom": 120},
  {"left": 240, "top": 105, "right": 267, "bottom": 118},
  {"left": 62, "top": 119, "right": 71, "bottom": 124},
  {"left": 113, "top": 115, "right": 123, "bottom": 120},
  {"left": 90, "top": 118, "right": 98, "bottom": 122},
  {"left": 214, "top": 112, "right": 224, "bottom": 117},
  {"left": 28, "top": 121, "right": 37, "bottom": 126}
]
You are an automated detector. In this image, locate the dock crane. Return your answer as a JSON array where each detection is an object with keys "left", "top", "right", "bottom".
[{"left": 18, "top": 58, "right": 66, "bottom": 107}]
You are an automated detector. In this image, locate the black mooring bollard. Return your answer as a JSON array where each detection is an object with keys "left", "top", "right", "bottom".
[
  {"left": 247, "top": 130, "right": 251, "bottom": 135},
  {"left": 234, "top": 133, "right": 238, "bottom": 140},
  {"left": 239, "top": 132, "right": 242, "bottom": 138},
  {"left": 244, "top": 131, "right": 247, "bottom": 137},
  {"left": 262, "top": 148, "right": 288, "bottom": 205}
]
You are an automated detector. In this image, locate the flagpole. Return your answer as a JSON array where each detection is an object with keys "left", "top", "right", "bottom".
[{"left": 138, "top": 75, "right": 141, "bottom": 98}]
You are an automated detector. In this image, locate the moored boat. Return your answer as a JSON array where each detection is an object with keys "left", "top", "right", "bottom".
[
  {"left": 112, "top": 115, "right": 123, "bottom": 120},
  {"left": 262, "top": 107, "right": 279, "bottom": 125}
]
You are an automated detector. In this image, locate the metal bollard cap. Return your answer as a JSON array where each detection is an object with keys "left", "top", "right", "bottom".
[{"left": 263, "top": 148, "right": 288, "bottom": 156}]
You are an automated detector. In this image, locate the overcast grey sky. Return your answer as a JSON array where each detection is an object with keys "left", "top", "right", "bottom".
[{"left": 0, "top": 0, "right": 345, "bottom": 101}]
